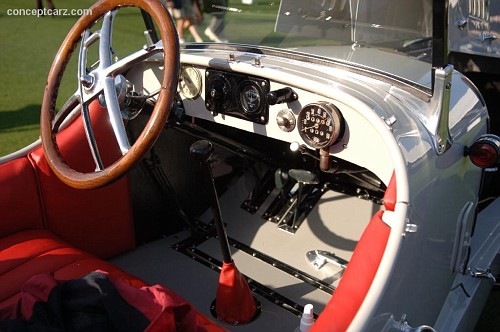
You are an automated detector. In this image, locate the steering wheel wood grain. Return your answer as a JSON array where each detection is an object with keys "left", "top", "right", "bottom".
[{"left": 40, "top": 0, "right": 179, "bottom": 189}]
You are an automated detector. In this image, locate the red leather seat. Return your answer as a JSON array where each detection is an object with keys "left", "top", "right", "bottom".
[
  {"left": 0, "top": 229, "right": 145, "bottom": 315},
  {"left": 0, "top": 101, "right": 225, "bottom": 330},
  {"left": 0, "top": 230, "right": 225, "bottom": 331}
]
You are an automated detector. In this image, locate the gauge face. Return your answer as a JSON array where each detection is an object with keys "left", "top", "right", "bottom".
[
  {"left": 179, "top": 66, "right": 202, "bottom": 99},
  {"left": 297, "top": 102, "right": 344, "bottom": 149},
  {"left": 239, "top": 82, "right": 261, "bottom": 114}
]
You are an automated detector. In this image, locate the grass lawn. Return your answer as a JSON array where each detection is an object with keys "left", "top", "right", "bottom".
[
  {"left": 0, "top": 1, "right": 154, "bottom": 157},
  {"left": 0, "top": 1, "right": 90, "bottom": 156}
]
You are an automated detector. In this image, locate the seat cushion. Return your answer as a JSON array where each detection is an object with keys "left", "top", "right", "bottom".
[
  {"left": 0, "top": 229, "right": 143, "bottom": 314},
  {"left": 0, "top": 230, "right": 225, "bottom": 331}
]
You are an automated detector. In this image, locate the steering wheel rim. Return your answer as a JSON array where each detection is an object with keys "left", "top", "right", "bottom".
[{"left": 40, "top": 0, "right": 179, "bottom": 190}]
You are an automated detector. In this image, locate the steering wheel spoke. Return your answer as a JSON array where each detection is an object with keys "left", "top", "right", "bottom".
[
  {"left": 103, "top": 76, "right": 131, "bottom": 155},
  {"left": 76, "top": 8, "right": 164, "bottom": 166},
  {"left": 41, "top": 0, "right": 179, "bottom": 189},
  {"left": 99, "top": 10, "right": 116, "bottom": 69},
  {"left": 81, "top": 101, "right": 106, "bottom": 171}
]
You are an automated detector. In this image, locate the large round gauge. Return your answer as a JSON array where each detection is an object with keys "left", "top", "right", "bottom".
[
  {"left": 297, "top": 102, "right": 344, "bottom": 149},
  {"left": 179, "top": 65, "right": 202, "bottom": 99}
]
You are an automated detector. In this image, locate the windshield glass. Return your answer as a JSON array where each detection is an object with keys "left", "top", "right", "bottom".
[{"left": 199, "top": 0, "right": 433, "bottom": 86}]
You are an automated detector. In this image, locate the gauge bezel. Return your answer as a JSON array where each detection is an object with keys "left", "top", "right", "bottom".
[
  {"left": 297, "top": 102, "right": 344, "bottom": 149},
  {"left": 179, "top": 65, "right": 202, "bottom": 100}
]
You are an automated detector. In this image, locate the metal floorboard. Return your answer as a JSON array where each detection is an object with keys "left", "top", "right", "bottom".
[{"left": 111, "top": 172, "right": 378, "bottom": 330}]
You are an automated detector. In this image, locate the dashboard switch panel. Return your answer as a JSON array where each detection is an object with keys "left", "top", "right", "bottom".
[{"left": 205, "top": 68, "right": 270, "bottom": 124}]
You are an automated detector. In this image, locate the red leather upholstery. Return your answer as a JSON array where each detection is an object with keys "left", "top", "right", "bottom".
[
  {"left": 0, "top": 158, "right": 43, "bottom": 238},
  {"left": 0, "top": 100, "right": 225, "bottom": 331},
  {"left": 28, "top": 147, "right": 136, "bottom": 259},
  {"left": 0, "top": 230, "right": 225, "bottom": 331},
  {"left": 28, "top": 101, "right": 136, "bottom": 259},
  {"left": 0, "top": 100, "right": 135, "bottom": 259},
  {"left": 310, "top": 172, "right": 396, "bottom": 332},
  {"left": 383, "top": 172, "right": 397, "bottom": 211},
  {"left": 0, "top": 229, "right": 145, "bottom": 316}
]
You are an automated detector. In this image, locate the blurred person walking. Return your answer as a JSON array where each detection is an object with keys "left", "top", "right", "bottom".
[
  {"left": 167, "top": 0, "right": 204, "bottom": 43},
  {"left": 36, "top": 0, "right": 56, "bottom": 16},
  {"left": 36, "top": 0, "right": 56, "bottom": 10},
  {"left": 203, "top": 0, "right": 228, "bottom": 42}
]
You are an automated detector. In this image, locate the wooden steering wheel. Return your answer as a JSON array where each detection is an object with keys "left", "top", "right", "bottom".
[{"left": 40, "top": 0, "right": 179, "bottom": 189}]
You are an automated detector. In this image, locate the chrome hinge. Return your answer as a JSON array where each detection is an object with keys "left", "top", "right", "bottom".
[
  {"left": 383, "top": 115, "right": 397, "bottom": 131},
  {"left": 402, "top": 219, "right": 418, "bottom": 237},
  {"left": 469, "top": 267, "right": 497, "bottom": 284},
  {"left": 306, "top": 250, "right": 348, "bottom": 270}
]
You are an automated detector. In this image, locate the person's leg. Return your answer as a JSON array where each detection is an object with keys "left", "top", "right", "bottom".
[
  {"left": 177, "top": 18, "right": 186, "bottom": 42},
  {"left": 205, "top": 12, "right": 227, "bottom": 42},
  {"left": 181, "top": 0, "right": 203, "bottom": 42},
  {"left": 188, "top": 22, "right": 204, "bottom": 42},
  {"left": 44, "top": 0, "right": 56, "bottom": 10},
  {"left": 172, "top": 5, "right": 186, "bottom": 43},
  {"left": 211, "top": 12, "right": 225, "bottom": 35}
]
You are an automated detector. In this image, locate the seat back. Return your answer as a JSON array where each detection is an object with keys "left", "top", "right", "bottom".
[
  {"left": 0, "top": 157, "right": 44, "bottom": 238},
  {"left": 0, "top": 101, "right": 135, "bottom": 258}
]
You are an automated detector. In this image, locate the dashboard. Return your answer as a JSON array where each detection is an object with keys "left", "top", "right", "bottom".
[
  {"left": 127, "top": 51, "right": 396, "bottom": 186},
  {"left": 179, "top": 65, "right": 345, "bottom": 151}
]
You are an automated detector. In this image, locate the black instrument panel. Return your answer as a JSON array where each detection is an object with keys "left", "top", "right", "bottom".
[{"left": 204, "top": 69, "right": 270, "bottom": 125}]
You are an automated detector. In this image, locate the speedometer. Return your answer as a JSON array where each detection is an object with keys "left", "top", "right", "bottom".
[
  {"left": 179, "top": 65, "right": 202, "bottom": 100},
  {"left": 297, "top": 102, "right": 344, "bottom": 149}
]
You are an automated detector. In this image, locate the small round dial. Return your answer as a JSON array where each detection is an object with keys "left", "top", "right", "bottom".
[
  {"left": 297, "top": 102, "right": 344, "bottom": 149},
  {"left": 239, "top": 82, "right": 262, "bottom": 115},
  {"left": 179, "top": 65, "right": 202, "bottom": 99}
]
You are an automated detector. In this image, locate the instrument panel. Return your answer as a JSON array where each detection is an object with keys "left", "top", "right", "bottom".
[
  {"left": 204, "top": 68, "right": 270, "bottom": 125},
  {"left": 176, "top": 65, "right": 347, "bottom": 150}
]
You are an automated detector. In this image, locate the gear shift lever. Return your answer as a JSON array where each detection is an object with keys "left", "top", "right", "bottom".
[
  {"left": 189, "top": 140, "right": 232, "bottom": 263},
  {"left": 190, "top": 140, "right": 258, "bottom": 324}
]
